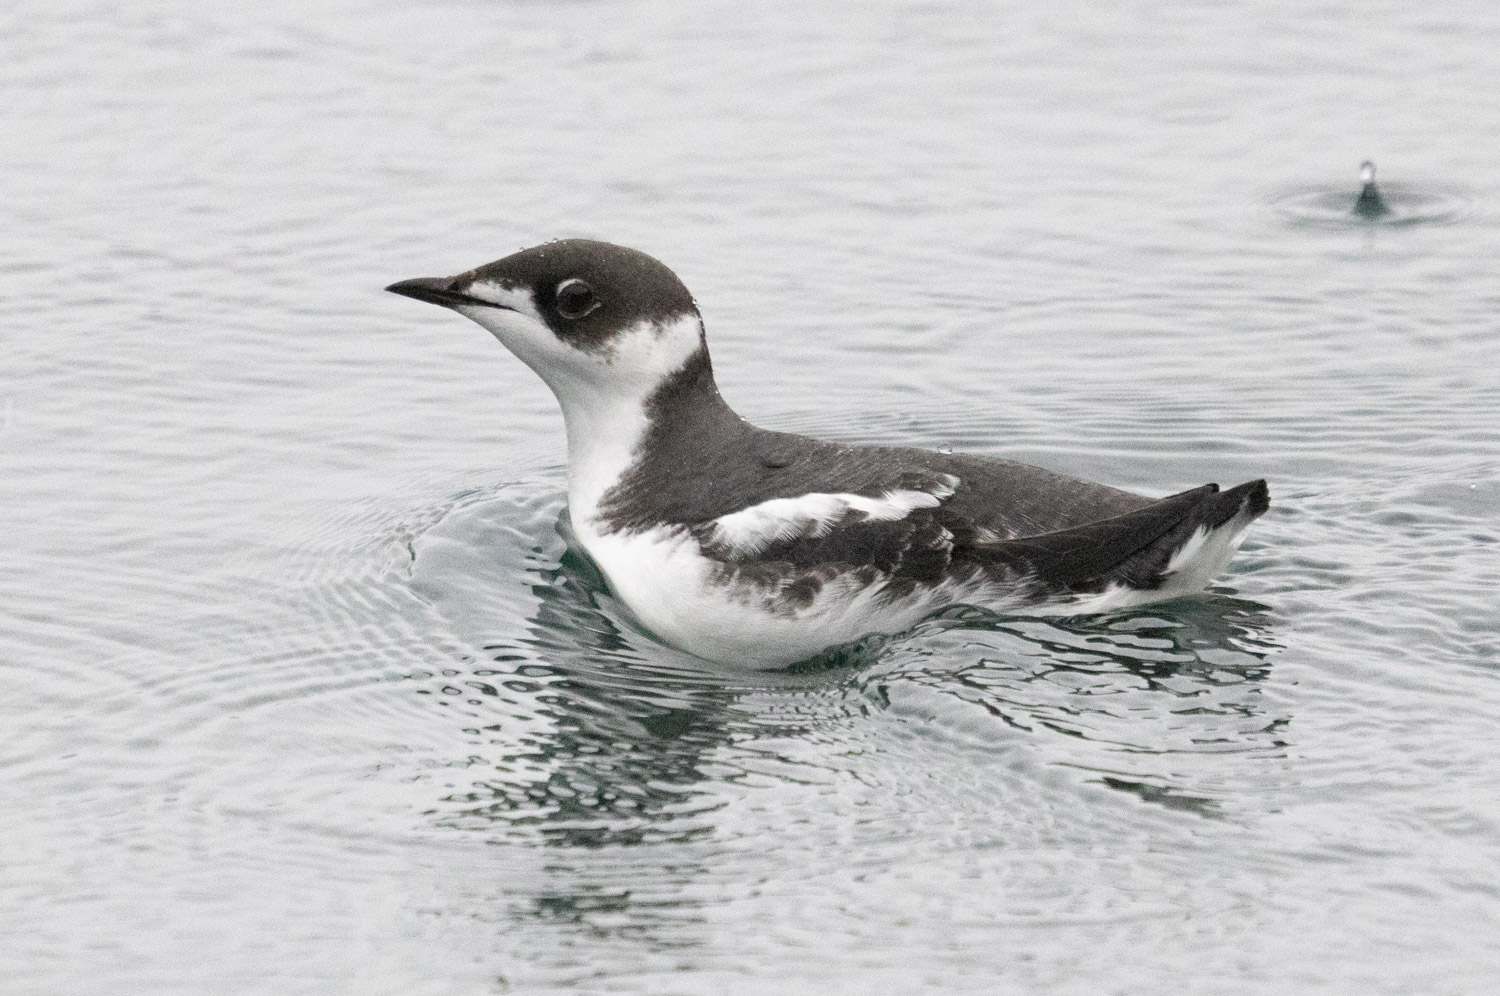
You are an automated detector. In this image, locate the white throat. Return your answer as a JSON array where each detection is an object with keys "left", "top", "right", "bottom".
[
  {"left": 456, "top": 298, "right": 706, "bottom": 528},
  {"left": 555, "top": 376, "right": 654, "bottom": 526}
]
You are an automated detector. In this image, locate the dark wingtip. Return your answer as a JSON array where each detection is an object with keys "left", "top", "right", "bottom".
[{"left": 1229, "top": 478, "right": 1271, "bottom": 519}]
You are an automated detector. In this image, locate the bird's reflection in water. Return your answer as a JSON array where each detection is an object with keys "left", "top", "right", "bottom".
[
  {"left": 853, "top": 591, "right": 1285, "bottom": 817},
  {"left": 436, "top": 539, "right": 868, "bottom": 952},
  {"left": 409, "top": 492, "right": 840, "bottom": 949},
  {"left": 410, "top": 493, "right": 1284, "bottom": 953},
  {"left": 435, "top": 547, "right": 746, "bottom": 849},
  {"left": 439, "top": 551, "right": 1283, "bottom": 842}
]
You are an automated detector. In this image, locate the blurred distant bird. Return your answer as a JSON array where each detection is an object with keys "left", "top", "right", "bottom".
[{"left": 1355, "top": 160, "right": 1391, "bottom": 218}]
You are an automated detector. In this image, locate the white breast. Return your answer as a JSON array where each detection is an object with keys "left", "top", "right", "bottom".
[{"left": 571, "top": 519, "right": 996, "bottom": 668}]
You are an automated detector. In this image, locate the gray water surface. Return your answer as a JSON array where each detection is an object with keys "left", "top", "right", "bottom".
[{"left": 4, "top": 1, "right": 1500, "bottom": 993}]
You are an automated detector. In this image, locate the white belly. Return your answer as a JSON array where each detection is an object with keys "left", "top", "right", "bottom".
[
  {"left": 569, "top": 505, "right": 1258, "bottom": 668},
  {"left": 572, "top": 521, "right": 981, "bottom": 668}
]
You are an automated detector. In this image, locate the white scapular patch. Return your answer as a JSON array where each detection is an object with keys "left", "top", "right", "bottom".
[{"left": 700, "top": 476, "right": 960, "bottom": 557}]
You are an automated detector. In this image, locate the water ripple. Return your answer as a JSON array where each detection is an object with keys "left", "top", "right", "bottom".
[{"left": 1269, "top": 179, "right": 1472, "bottom": 229}]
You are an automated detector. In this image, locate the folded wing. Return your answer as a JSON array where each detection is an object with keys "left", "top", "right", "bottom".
[{"left": 693, "top": 473, "right": 1270, "bottom": 599}]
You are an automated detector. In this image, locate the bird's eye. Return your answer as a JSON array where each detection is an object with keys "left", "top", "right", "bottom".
[{"left": 554, "top": 278, "right": 599, "bottom": 319}]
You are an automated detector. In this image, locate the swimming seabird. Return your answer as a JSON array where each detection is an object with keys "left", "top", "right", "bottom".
[{"left": 389, "top": 240, "right": 1269, "bottom": 667}]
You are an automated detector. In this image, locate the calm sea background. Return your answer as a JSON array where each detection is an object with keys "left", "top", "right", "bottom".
[{"left": 4, "top": 1, "right": 1499, "bottom": 993}]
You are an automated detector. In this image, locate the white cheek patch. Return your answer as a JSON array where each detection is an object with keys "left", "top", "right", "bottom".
[
  {"left": 600, "top": 313, "right": 704, "bottom": 371},
  {"left": 701, "top": 476, "right": 959, "bottom": 557},
  {"left": 460, "top": 279, "right": 539, "bottom": 318},
  {"left": 455, "top": 304, "right": 562, "bottom": 369},
  {"left": 451, "top": 280, "right": 558, "bottom": 363}
]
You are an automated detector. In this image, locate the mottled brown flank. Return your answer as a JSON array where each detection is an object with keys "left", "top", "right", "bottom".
[
  {"left": 459, "top": 239, "right": 699, "bottom": 352},
  {"left": 780, "top": 573, "right": 824, "bottom": 608},
  {"left": 710, "top": 479, "right": 1269, "bottom": 611}
]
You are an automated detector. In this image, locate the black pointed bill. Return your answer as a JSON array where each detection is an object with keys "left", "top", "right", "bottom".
[{"left": 385, "top": 276, "right": 513, "bottom": 311}]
